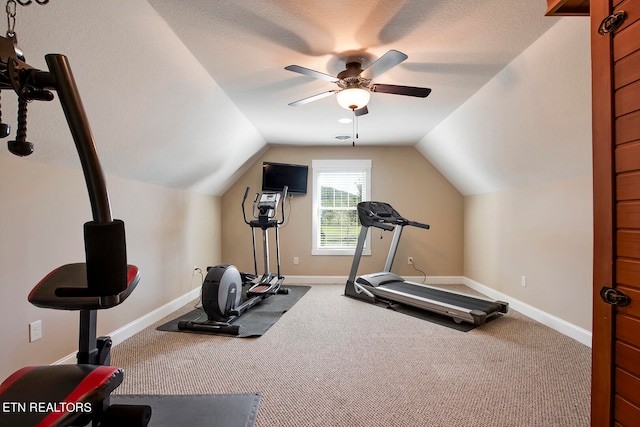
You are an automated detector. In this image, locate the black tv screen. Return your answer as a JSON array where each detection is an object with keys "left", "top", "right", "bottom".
[{"left": 262, "top": 162, "right": 308, "bottom": 195}]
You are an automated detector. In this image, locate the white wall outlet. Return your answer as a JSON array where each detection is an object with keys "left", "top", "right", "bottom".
[
  {"left": 521, "top": 275, "right": 527, "bottom": 287},
  {"left": 293, "top": 257, "right": 299, "bottom": 265},
  {"left": 408, "top": 257, "right": 414, "bottom": 265},
  {"left": 29, "top": 320, "right": 42, "bottom": 342}
]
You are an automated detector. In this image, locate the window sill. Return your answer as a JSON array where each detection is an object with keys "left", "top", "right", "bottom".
[{"left": 311, "top": 249, "right": 371, "bottom": 256}]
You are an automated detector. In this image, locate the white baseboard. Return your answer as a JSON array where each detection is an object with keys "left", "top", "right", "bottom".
[
  {"left": 405, "top": 276, "right": 464, "bottom": 285},
  {"left": 286, "top": 275, "right": 347, "bottom": 284},
  {"left": 462, "top": 277, "right": 592, "bottom": 347},
  {"left": 52, "top": 287, "right": 201, "bottom": 365},
  {"left": 285, "top": 275, "right": 464, "bottom": 285}
]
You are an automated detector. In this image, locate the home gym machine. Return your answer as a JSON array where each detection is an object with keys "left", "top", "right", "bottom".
[
  {"left": 345, "top": 201, "right": 508, "bottom": 326},
  {"left": 0, "top": 30, "right": 150, "bottom": 426},
  {"left": 178, "top": 186, "right": 289, "bottom": 335}
]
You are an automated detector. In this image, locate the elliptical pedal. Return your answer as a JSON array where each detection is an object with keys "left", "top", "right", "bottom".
[{"left": 250, "top": 284, "right": 271, "bottom": 293}]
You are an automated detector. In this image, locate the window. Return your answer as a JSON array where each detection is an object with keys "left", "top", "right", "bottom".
[{"left": 312, "top": 159, "right": 371, "bottom": 255}]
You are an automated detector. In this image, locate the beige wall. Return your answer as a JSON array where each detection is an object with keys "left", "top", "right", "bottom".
[
  {"left": 464, "top": 176, "right": 593, "bottom": 330},
  {"left": 0, "top": 155, "right": 221, "bottom": 380},
  {"left": 221, "top": 145, "right": 464, "bottom": 279},
  {"left": 418, "top": 18, "right": 593, "bottom": 332}
]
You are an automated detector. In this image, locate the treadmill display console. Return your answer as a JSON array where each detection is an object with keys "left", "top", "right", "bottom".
[{"left": 357, "top": 201, "right": 401, "bottom": 227}]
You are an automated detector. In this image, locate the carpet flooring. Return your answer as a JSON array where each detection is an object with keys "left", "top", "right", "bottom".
[{"left": 111, "top": 283, "right": 591, "bottom": 426}]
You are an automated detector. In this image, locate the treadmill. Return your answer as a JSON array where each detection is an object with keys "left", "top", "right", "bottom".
[{"left": 345, "top": 201, "right": 508, "bottom": 325}]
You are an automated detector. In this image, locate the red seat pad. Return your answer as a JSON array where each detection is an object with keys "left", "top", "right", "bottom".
[{"left": 0, "top": 364, "right": 123, "bottom": 426}]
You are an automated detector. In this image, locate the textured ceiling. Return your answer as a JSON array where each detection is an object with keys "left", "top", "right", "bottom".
[
  {"left": 2, "top": 1, "right": 564, "bottom": 196},
  {"left": 147, "top": 0, "right": 558, "bottom": 146}
]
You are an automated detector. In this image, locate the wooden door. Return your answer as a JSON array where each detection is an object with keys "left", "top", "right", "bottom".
[{"left": 592, "top": 0, "right": 640, "bottom": 425}]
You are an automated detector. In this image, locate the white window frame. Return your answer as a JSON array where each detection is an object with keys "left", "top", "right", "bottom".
[{"left": 311, "top": 159, "right": 371, "bottom": 256}]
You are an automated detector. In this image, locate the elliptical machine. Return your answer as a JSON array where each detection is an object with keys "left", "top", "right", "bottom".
[{"left": 179, "top": 186, "right": 289, "bottom": 335}]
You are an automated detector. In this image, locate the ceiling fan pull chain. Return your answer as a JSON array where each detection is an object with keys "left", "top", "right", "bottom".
[{"left": 352, "top": 108, "right": 356, "bottom": 147}]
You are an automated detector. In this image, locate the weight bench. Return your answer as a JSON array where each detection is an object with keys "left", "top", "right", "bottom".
[{"left": 0, "top": 39, "right": 151, "bottom": 426}]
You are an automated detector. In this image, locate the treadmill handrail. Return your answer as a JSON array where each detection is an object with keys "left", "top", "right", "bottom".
[{"left": 406, "top": 220, "right": 430, "bottom": 230}]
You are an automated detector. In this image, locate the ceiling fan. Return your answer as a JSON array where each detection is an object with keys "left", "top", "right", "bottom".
[{"left": 285, "top": 49, "right": 431, "bottom": 116}]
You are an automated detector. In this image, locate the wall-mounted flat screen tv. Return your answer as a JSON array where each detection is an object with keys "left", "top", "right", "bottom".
[{"left": 262, "top": 162, "right": 309, "bottom": 195}]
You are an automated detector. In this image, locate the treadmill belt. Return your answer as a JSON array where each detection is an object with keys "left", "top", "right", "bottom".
[{"left": 380, "top": 282, "right": 502, "bottom": 313}]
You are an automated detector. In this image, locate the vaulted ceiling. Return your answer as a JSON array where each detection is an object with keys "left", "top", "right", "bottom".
[
  {"left": 146, "top": 0, "right": 558, "bottom": 146},
  {"left": 3, "top": 1, "right": 564, "bottom": 195}
]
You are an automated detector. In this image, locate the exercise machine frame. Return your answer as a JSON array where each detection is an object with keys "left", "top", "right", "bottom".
[
  {"left": 0, "top": 36, "right": 150, "bottom": 426},
  {"left": 242, "top": 185, "right": 288, "bottom": 294},
  {"left": 178, "top": 186, "right": 289, "bottom": 335}
]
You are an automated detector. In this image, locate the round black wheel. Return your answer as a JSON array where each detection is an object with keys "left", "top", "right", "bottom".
[{"left": 201, "top": 264, "right": 242, "bottom": 322}]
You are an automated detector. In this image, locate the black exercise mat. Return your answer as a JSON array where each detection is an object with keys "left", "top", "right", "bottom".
[
  {"left": 111, "top": 393, "right": 260, "bottom": 427},
  {"left": 157, "top": 286, "right": 310, "bottom": 337}
]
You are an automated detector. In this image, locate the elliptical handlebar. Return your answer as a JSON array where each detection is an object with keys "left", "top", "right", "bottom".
[
  {"left": 279, "top": 185, "right": 288, "bottom": 225},
  {"left": 251, "top": 192, "right": 260, "bottom": 219},
  {"left": 241, "top": 187, "right": 251, "bottom": 225}
]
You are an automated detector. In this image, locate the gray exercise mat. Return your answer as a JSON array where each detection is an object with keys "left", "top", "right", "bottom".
[
  {"left": 111, "top": 393, "right": 260, "bottom": 427},
  {"left": 157, "top": 286, "right": 310, "bottom": 337}
]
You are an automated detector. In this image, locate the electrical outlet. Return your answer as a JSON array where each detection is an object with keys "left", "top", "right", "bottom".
[
  {"left": 192, "top": 266, "right": 201, "bottom": 276},
  {"left": 29, "top": 320, "right": 42, "bottom": 342},
  {"left": 293, "top": 257, "right": 299, "bottom": 265},
  {"left": 408, "top": 257, "right": 414, "bottom": 265},
  {"left": 521, "top": 275, "right": 527, "bottom": 287}
]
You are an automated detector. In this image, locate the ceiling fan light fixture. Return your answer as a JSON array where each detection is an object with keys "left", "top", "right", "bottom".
[{"left": 336, "top": 87, "right": 370, "bottom": 110}]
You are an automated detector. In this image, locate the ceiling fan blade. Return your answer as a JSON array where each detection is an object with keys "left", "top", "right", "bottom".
[
  {"left": 360, "top": 50, "right": 408, "bottom": 80},
  {"left": 285, "top": 65, "right": 338, "bottom": 83},
  {"left": 371, "top": 84, "right": 432, "bottom": 98},
  {"left": 288, "top": 90, "right": 338, "bottom": 106},
  {"left": 354, "top": 106, "right": 368, "bottom": 116}
]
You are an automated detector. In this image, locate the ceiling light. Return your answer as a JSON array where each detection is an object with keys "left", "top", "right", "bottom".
[
  {"left": 336, "top": 87, "right": 370, "bottom": 111},
  {"left": 338, "top": 117, "right": 352, "bottom": 124},
  {"left": 334, "top": 134, "right": 351, "bottom": 140}
]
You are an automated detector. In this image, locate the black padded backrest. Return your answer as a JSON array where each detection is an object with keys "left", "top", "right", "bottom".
[{"left": 84, "top": 220, "right": 127, "bottom": 296}]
